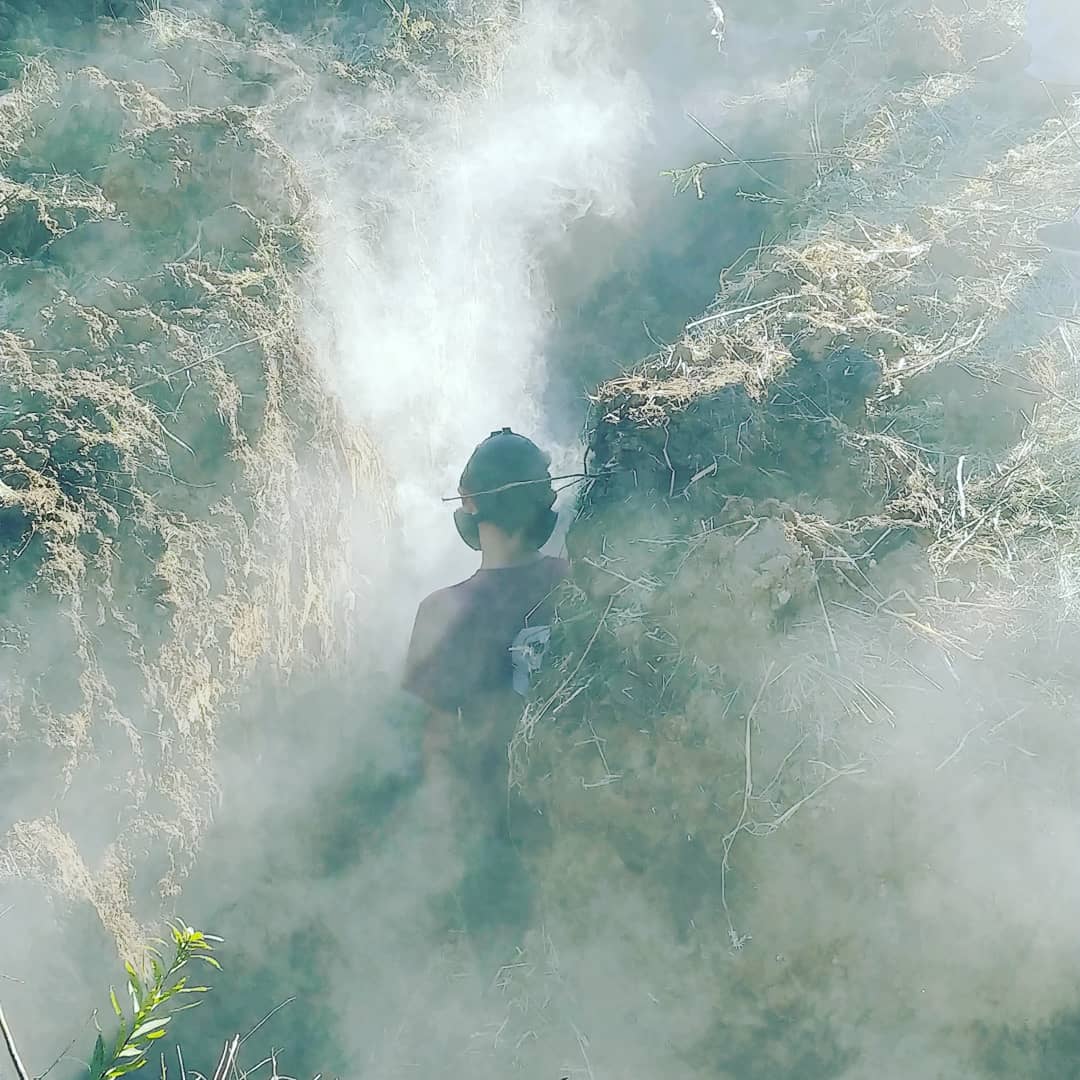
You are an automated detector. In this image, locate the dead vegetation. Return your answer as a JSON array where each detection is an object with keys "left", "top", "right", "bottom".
[
  {"left": 0, "top": 9, "right": 396, "bottom": 963},
  {"left": 507, "top": 0, "right": 1080, "bottom": 1071}
]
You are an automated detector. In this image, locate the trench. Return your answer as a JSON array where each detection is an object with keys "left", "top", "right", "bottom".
[
  {"left": 9, "top": 1, "right": 1075, "bottom": 1077},
  {"left": 174, "top": 12, "right": 817, "bottom": 1076}
]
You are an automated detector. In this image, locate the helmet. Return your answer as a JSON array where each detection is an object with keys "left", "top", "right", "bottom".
[{"left": 454, "top": 428, "right": 558, "bottom": 551}]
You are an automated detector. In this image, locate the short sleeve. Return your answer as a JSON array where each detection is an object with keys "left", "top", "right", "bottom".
[{"left": 403, "top": 591, "right": 467, "bottom": 712}]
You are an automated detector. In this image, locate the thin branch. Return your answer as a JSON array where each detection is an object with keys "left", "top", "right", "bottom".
[
  {"left": 36, "top": 1012, "right": 95, "bottom": 1080},
  {"left": 131, "top": 336, "right": 263, "bottom": 393},
  {"left": 0, "top": 1004, "right": 31, "bottom": 1080},
  {"left": 239, "top": 999, "right": 296, "bottom": 1048},
  {"left": 212, "top": 1037, "right": 240, "bottom": 1080},
  {"left": 686, "top": 112, "right": 790, "bottom": 197},
  {"left": 440, "top": 472, "right": 591, "bottom": 503},
  {"left": 816, "top": 580, "right": 840, "bottom": 668},
  {"left": 719, "top": 664, "right": 776, "bottom": 938}
]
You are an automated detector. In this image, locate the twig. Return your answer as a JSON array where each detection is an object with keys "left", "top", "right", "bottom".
[
  {"left": 816, "top": 580, "right": 840, "bottom": 668},
  {"left": 935, "top": 707, "right": 1026, "bottom": 773},
  {"left": 0, "top": 1003, "right": 31, "bottom": 1080},
  {"left": 1042, "top": 82, "right": 1080, "bottom": 157},
  {"left": 239, "top": 998, "right": 296, "bottom": 1047},
  {"left": 719, "top": 664, "right": 776, "bottom": 937},
  {"left": 0, "top": 909, "right": 17, "bottom": 987},
  {"left": 755, "top": 764, "right": 865, "bottom": 833},
  {"left": 440, "top": 472, "right": 591, "bottom": 502},
  {"left": 534, "top": 597, "right": 614, "bottom": 722},
  {"left": 686, "top": 113, "right": 789, "bottom": 197},
  {"left": 935, "top": 716, "right": 991, "bottom": 772},
  {"left": 212, "top": 1037, "right": 240, "bottom": 1080},
  {"left": 757, "top": 734, "right": 809, "bottom": 804},
  {"left": 661, "top": 422, "right": 676, "bottom": 498},
  {"left": 685, "top": 293, "right": 798, "bottom": 330},
  {"left": 568, "top": 1021, "right": 595, "bottom": 1080},
  {"left": 955, "top": 454, "right": 967, "bottom": 521},
  {"left": 131, "top": 336, "right": 262, "bottom": 393},
  {"left": 998, "top": 363, "right": 1080, "bottom": 415},
  {"left": 509, "top": 597, "right": 616, "bottom": 789},
  {"left": 36, "top": 1012, "right": 95, "bottom": 1080},
  {"left": 154, "top": 416, "right": 197, "bottom": 458},
  {"left": 580, "top": 558, "right": 657, "bottom": 592}
]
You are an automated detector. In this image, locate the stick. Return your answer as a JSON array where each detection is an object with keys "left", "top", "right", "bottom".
[
  {"left": 239, "top": 998, "right": 296, "bottom": 1047},
  {"left": 1042, "top": 82, "right": 1080, "bottom": 157},
  {"left": 955, "top": 455, "right": 967, "bottom": 521},
  {"left": 719, "top": 664, "right": 776, "bottom": 932},
  {"left": 440, "top": 472, "right": 592, "bottom": 502},
  {"left": 0, "top": 1004, "right": 30, "bottom": 1080},
  {"left": 686, "top": 113, "right": 789, "bottom": 197},
  {"left": 131, "top": 336, "right": 263, "bottom": 393},
  {"left": 685, "top": 293, "right": 797, "bottom": 330},
  {"left": 816, "top": 580, "right": 840, "bottom": 668},
  {"left": 36, "top": 1012, "right": 95, "bottom": 1080},
  {"left": 211, "top": 1036, "right": 240, "bottom": 1080}
]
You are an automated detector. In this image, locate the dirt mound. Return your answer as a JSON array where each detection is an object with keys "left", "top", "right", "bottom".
[
  {"left": 510, "top": 1, "right": 1080, "bottom": 1073},
  {"left": 0, "top": 11, "right": 392, "bottom": 984}
]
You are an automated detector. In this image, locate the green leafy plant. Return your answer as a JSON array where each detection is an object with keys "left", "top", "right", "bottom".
[{"left": 89, "top": 922, "right": 221, "bottom": 1080}]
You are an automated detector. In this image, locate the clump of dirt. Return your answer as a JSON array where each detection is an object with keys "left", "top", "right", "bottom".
[
  {"left": 508, "top": 1, "right": 1080, "bottom": 1074},
  {"left": 0, "top": 11, "right": 393, "bottom": 974}
]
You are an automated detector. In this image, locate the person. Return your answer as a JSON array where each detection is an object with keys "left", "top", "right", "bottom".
[
  {"left": 1025, "top": 0, "right": 1080, "bottom": 254},
  {"left": 403, "top": 427, "right": 568, "bottom": 727},
  {"left": 403, "top": 428, "right": 569, "bottom": 953}
]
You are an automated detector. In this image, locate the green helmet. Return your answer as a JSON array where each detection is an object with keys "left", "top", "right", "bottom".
[{"left": 454, "top": 428, "right": 557, "bottom": 551}]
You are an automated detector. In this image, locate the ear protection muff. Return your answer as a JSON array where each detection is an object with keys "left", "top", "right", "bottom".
[
  {"left": 455, "top": 503, "right": 557, "bottom": 552},
  {"left": 454, "top": 506, "right": 482, "bottom": 551},
  {"left": 524, "top": 504, "right": 559, "bottom": 550}
]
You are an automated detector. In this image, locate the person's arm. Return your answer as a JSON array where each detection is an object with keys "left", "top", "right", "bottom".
[
  {"left": 403, "top": 594, "right": 442, "bottom": 703},
  {"left": 402, "top": 593, "right": 460, "bottom": 781}
]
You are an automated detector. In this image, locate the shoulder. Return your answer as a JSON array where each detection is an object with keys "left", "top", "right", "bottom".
[
  {"left": 405, "top": 577, "right": 478, "bottom": 681},
  {"left": 415, "top": 575, "right": 480, "bottom": 623}
]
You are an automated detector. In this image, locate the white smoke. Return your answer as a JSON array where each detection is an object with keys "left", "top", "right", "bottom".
[{"left": 294, "top": 2, "right": 653, "bottom": 604}]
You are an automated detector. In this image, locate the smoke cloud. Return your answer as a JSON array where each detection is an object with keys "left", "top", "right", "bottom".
[{"left": 6, "top": 1, "right": 1077, "bottom": 1079}]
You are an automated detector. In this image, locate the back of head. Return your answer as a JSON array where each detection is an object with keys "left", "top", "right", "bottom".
[{"left": 455, "top": 428, "right": 557, "bottom": 551}]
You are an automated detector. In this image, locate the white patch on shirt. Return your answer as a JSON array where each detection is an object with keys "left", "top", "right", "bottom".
[{"left": 509, "top": 625, "right": 553, "bottom": 696}]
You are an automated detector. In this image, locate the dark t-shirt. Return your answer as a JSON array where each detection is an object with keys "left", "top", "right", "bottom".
[{"left": 403, "top": 556, "right": 569, "bottom": 715}]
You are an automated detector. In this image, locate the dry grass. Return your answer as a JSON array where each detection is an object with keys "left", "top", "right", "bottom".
[
  {"left": 508, "top": 6, "right": 1080, "bottom": 1052},
  {"left": 0, "top": 12, "right": 395, "bottom": 957}
]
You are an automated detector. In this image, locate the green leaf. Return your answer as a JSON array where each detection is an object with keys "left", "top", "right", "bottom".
[
  {"left": 88, "top": 920, "right": 221, "bottom": 1080},
  {"left": 106, "top": 1059, "right": 148, "bottom": 1079},
  {"left": 130, "top": 1018, "right": 171, "bottom": 1041},
  {"left": 91, "top": 1034, "right": 107, "bottom": 1078}
]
